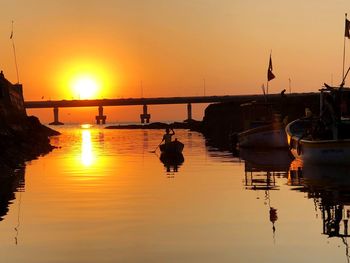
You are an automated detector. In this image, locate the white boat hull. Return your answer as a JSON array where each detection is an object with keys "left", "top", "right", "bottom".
[
  {"left": 289, "top": 138, "right": 350, "bottom": 164},
  {"left": 286, "top": 119, "right": 350, "bottom": 164},
  {"left": 238, "top": 124, "right": 288, "bottom": 148}
]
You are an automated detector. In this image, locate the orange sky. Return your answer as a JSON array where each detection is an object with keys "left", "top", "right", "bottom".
[{"left": 1, "top": 1, "right": 350, "bottom": 123}]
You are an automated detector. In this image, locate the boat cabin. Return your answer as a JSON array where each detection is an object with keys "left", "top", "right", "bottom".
[
  {"left": 240, "top": 101, "right": 282, "bottom": 130},
  {"left": 317, "top": 86, "right": 350, "bottom": 140}
]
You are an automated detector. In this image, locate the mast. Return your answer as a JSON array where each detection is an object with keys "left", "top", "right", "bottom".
[
  {"left": 343, "top": 13, "right": 350, "bottom": 82},
  {"left": 344, "top": 14, "right": 347, "bottom": 80},
  {"left": 289, "top": 78, "right": 291, "bottom": 94},
  {"left": 10, "top": 20, "right": 20, "bottom": 84},
  {"left": 266, "top": 79, "right": 269, "bottom": 95}
]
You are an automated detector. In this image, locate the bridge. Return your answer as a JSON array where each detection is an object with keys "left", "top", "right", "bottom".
[{"left": 24, "top": 95, "right": 266, "bottom": 125}]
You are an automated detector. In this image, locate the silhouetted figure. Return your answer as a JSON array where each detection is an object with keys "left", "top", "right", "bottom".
[
  {"left": 280, "top": 89, "right": 288, "bottom": 122},
  {"left": 161, "top": 127, "right": 175, "bottom": 144}
]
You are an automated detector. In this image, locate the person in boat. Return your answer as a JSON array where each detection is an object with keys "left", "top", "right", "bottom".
[
  {"left": 161, "top": 127, "right": 175, "bottom": 144},
  {"left": 305, "top": 108, "right": 313, "bottom": 118}
]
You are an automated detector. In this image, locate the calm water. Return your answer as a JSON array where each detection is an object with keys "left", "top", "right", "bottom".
[{"left": 0, "top": 125, "right": 349, "bottom": 263}]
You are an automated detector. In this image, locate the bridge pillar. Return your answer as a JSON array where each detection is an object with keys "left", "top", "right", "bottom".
[
  {"left": 49, "top": 107, "right": 64, "bottom": 125},
  {"left": 95, "top": 105, "right": 106, "bottom": 125},
  {"left": 186, "top": 103, "right": 193, "bottom": 122},
  {"left": 140, "top": 104, "right": 151, "bottom": 123}
]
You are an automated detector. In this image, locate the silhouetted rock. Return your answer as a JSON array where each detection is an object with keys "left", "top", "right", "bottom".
[{"left": 0, "top": 72, "right": 59, "bottom": 172}]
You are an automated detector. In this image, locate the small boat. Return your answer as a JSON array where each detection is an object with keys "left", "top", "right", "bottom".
[
  {"left": 159, "top": 139, "right": 184, "bottom": 154},
  {"left": 159, "top": 144, "right": 185, "bottom": 173},
  {"left": 236, "top": 93, "right": 289, "bottom": 149},
  {"left": 238, "top": 121, "right": 288, "bottom": 148},
  {"left": 286, "top": 118, "right": 350, "bottom": 164},
  {"left": 286, "top": 85, "right": 350, "bottom": 164},
  {"left": 286, "top": 18, "right": 350, "bottom": 164}
]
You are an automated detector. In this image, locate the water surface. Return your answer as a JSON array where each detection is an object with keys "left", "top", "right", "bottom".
[{"left": 0, "top": 125, "right": 349, "bottom": 262}]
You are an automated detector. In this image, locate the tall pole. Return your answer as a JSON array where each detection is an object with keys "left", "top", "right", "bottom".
[
  {"left": 343, "top": 13, "right": 347, "bottom": 80},
  {"left": 266, "top": 80, "right": 269, "bottom": 95},
  {"left": 331, "top": 74, "right": 333, "bottom": 86},
  {"left": 203, "top": 78, "right": 206, "bottom": 96},
  {"left": 261, "top": 83, "right": 267, "bottom": 102},
  {"left": 10, "top": 21, "right": 20, "bottom": 84},
  {"left": 140, "top": 80, "right": 143, "bottom": 98},
  {"left": 289, "top": 78, "right": 291, "bottom": 94}
]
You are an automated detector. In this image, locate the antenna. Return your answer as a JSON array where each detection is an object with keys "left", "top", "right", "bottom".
[
  {"left": 288, "top": 78, "right": 291, "bottom": 94},
  {"left": 140, "top": 80, "right": 143, "bottom": 98},
  {"left": 203, "top": 78, "right": 206, "bottom": 96}
]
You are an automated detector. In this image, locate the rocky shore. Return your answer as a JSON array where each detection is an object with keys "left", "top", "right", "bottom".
[
  {"left": 0, "top": 73, "right": 59, "bottom": 173},
  {"left": 0, "top": 116, "right": 59, "bottom": 173}
]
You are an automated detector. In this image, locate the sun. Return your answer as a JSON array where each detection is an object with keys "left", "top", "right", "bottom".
[
  {"left": 72, "top": 75, "right": 99, "bottom": 100},
  {"left": 55, "top": 57, "right": 117, "bottom": 100}
]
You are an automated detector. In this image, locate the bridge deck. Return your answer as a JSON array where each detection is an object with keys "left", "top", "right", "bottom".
[{"left": 24, "top": 94, "right": 281, "bottom": 108}]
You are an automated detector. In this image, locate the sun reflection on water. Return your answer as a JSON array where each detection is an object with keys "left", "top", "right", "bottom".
[{"left": 81, "top": 129, "right": 95, "bottom": 167}]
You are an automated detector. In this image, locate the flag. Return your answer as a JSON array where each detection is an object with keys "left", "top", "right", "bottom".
[
  {"left": 267, "top": 55, "right": 275, "bottom": 81},
  {"left": 345, "top": 17, "right": 350, "bottom": 38}
]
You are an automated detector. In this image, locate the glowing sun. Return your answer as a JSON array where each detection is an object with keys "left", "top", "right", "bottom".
[
  {"left": 57, "top": 58, "right": 116, "bottom": 100},
  {"left": 72, "top": 75, "right": 99, "bottom": 99}
]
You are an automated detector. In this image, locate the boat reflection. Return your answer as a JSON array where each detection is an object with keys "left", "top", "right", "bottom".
[
  {"left": 290, "top": 161, "right": 350, "bottom": 260},
  {"left": 240, "top": 149, "right": 293, "bottom": 240},
  {"left": 240, "top": 148, "right": 293, "bottom": 190},
  {"left": 159, "top": 153, "right": 185, "bottom": 175},
  {"left": 240, "top": 148, "right": 293, "bottom": 171}
]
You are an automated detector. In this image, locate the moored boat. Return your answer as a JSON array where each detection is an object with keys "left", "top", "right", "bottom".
[
  {"left": 238, "top": 121, "right": 288, "bottom": 148},
  {"left": 286, "top": 15, "right": 350, "bottom": 164},
  {"left": 286, "top": 86, "right": 350, "bottom": 164},
  {"left": 236, "top": 92, "right": 289, "bottom": 149}
]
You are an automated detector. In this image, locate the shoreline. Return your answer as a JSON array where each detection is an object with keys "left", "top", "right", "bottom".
[
  {"left": 0, "top": 116, "right": 60, "bottom": 173},
  {"left": 0, "top": 74, "right": 60, "bottom": 173},
  {"left": 105, "top": 120, "right": 203, "bottom": 131}
]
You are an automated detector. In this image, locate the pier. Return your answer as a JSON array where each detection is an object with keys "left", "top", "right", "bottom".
[{"left": 24, "top": 95, "right": 276, "bottom": 125}]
